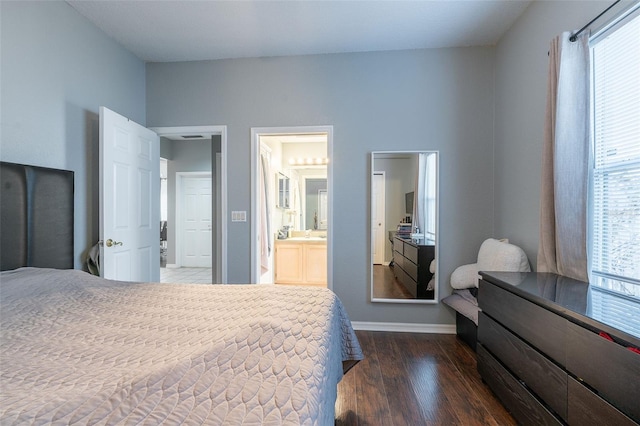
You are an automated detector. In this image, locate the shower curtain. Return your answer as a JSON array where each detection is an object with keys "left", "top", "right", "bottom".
[{"left": 260, "top": 152, "right": 272, "bottom": 273}]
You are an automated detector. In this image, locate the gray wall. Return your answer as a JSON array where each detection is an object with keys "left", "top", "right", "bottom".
[
  {"left": 147, "top": 48, "right": 496, "bottom": 324},
  {"left": 0, "top": 1, "right": 146, "bottom": 268},
  {"left": 493, "top": 1, "right": 612, "bottom": 265}
]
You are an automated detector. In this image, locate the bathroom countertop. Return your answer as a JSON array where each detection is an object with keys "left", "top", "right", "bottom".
[{"left": 276, "top": 237, "right": 327, "bottom": 243}]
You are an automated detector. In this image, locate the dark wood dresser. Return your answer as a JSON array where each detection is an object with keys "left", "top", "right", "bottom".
[
  {"left": 392, "top": 236, "right": 435, "bottom": 299},
  {"left": 478, "top": 272, "right": 640, "bottom": 425}
]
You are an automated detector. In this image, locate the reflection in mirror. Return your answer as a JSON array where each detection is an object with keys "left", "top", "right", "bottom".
[
  {"left": 277, "top": 172, "right": 290, "bottom": 209},
  {"left": 371, "top": 151, "right": 438, "bottom": 304}
]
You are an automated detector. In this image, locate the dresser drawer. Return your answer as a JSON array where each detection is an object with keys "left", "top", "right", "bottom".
[
  {"left": 478, "top": 312, "right": 568, "bottom": 420},
  {"left": 394, "top": 254, "right": 404, "bottom": 271},
  {"left": 393, "top": 237, "right": 405, "bottom": 255},
  {"left": 477, "top": 344, "right": 562, "bottom": 426},
  {"left": 566, "top": 322, "right": 640, "bottom": 423},
  {"left": 404, "top": 243, "right": 418, "bottom": 264},
  {"left": 479, "top": 279, "right": 567, "bottom": 365},
  {"left": 394, "top": 263, "right": 404, "bottom": 280},
  {"left": 568, "top": 377, "right": 637, "bottom": 426},
  {"left": 395, "top": 267, "right": 417, "bottom": 298},
  {"left": 403, "top": 259, "right": 418, "bottom": 281}
]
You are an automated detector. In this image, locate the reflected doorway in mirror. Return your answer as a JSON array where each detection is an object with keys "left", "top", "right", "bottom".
[{"left": 370, "top": 151, "right": 439, "bottom": 304}]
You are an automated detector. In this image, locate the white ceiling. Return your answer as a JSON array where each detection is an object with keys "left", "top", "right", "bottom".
[{"left": 66, "top": 0, "right": 532, "bottom": 63}]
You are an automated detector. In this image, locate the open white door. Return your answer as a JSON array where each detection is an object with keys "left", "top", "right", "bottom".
[
  {"left": 372, "top": 172, "right": 385, "bottom": 265},
  {"left": 100, "top": 107, "right": 160, "bottom": 282}
]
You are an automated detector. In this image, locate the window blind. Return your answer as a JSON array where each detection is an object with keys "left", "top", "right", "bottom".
[
  {"left": 590, "top": 12, "right": 640, "bottom": 297},
  {"left": 590, "top": 287, "right": 640, "bottom": 336}
]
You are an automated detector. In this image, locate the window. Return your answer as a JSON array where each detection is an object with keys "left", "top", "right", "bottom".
[{"left": 590, "top": 10, "right": 640, "bottom": 298}]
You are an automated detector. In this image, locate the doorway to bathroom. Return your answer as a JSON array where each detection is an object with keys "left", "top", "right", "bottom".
[{"left": 251, "top": 126, "right": 333, "bottom": 289}]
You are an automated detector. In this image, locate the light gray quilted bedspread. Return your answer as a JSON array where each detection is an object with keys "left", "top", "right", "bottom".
[{"left": 0, "top": 268, "right": 363, "bottom": 425}]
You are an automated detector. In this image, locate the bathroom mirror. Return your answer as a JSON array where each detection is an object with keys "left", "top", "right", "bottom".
[
  {"left": 265, "top": 136, "right": 328, "bottom": 235},
  {"left": 277, "top": 172, "right": 290, "bottom": 209},
  {"left": 370, "top": 151, "right": 438, "bottom": 304}
]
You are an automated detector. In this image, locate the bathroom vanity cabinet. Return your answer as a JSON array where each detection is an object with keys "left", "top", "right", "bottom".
[{"left": 274, "top": 239, "right": 327, "bottom": 286}]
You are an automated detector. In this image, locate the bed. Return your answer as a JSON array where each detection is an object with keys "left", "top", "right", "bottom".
[{"left": 0, "top": 162, "right": 363, "bottom": 425}]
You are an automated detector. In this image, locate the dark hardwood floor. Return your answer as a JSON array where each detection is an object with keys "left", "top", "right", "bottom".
[
  {"left": 335, "top": 331, "right": 515, "bottom": 426},
  {"left": 372, "top": 264, "right": 413, "bottom": 299}
]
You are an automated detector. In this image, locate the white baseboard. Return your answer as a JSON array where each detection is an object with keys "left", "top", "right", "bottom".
[
  {"left": 351, "top": 321, "right": 455, "bottom": 334},
  {"left": 165, "top": 264, "right": 179, "bottom": 269}
]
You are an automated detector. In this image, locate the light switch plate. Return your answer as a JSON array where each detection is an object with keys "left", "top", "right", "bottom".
[{"left": 231, "top": 211, "right": 247, "bottom": 222}]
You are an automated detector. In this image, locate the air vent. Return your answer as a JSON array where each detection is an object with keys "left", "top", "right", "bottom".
[{"left": 181, "top": 135, "right": 203, "bottom": 139}]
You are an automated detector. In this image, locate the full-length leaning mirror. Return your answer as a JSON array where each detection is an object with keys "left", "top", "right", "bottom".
[{"left": 370, "top": 151, "right": 438, "bottom": 304}]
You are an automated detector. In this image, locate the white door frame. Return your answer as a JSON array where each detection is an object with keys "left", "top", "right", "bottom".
[
  {"left": 250, "top": 126, "right": 334, "bottom": 288},
  {"left": 176, "top": 172, "right": 212, "bottom": 268},
  {"left": 150, "top": 125, "right": 227, "bottom": 283}
]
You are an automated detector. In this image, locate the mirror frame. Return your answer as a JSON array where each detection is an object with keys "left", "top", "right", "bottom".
[{"left": 370, "top": 151, "right": 439, "bottom": 304}]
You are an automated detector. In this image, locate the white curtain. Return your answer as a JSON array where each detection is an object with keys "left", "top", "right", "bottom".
[
  {"left": 412, "top": 153, "right": 427, "bottom": 237},
  {"left": 259, "top": 152, "right": 272, "bottom": 273},
  {"left": 538, "top": 32, "right": 590, "bottom": 282}
]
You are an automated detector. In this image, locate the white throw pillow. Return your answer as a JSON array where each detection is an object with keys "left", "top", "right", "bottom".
[
  {"left": 477, "top": 238, "right": 530, "bottom": 273},
  {"left": 450, "top": 238, "right": 531, "bottom": 290},
  {"left": 450, "top": 263, "right": 479, "bottom": 289}
]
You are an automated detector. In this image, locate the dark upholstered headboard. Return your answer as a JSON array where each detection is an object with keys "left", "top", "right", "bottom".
[{"left": 1, "top": 162, "right": 74, "bottom": 271}]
